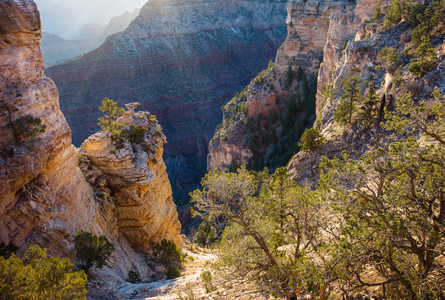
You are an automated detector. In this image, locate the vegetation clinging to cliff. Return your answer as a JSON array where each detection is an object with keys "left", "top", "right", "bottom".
[{"left": 193, "top": 88, "right": 445, "bottom": 299}]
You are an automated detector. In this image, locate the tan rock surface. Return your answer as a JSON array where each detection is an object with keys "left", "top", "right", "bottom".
[
  {"left": 0, "top": 0, "right": 180, "bottom": 288},
  {"left": 80, "top": 112, "right": 181, "bottom": 249}
]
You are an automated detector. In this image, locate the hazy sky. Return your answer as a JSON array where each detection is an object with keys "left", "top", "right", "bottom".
[{"left": 34, "top": 0, "right": 147, "bottom": 39}]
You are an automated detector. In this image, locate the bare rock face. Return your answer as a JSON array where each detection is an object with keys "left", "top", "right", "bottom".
[
  {"left": 45, "top": 0, "right": 288, "bottom": 198},
  {"left": 80, "top": 111, "right": 181, "bottom": 249},
  {"left": 275, "top": 0, "right": 349, "bottom": 74},
  {"left": 0, "top": 0, "right": 180, "bottom": 289}
]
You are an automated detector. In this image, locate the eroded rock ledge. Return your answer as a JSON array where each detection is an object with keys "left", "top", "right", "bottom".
[{"left": 80, "top": 107, "right": 181, "bottom": 250}]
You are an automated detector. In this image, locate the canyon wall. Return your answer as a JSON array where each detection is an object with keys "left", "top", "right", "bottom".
[
  {"left": 288, "top": 0, "right": 445, "bottom": 185},
  {"left": 45, "top": 0, "right": 288, "bottom": 198},
  {"left": 0, "top": 0, "right": 180, "bottom": 291},
  {"left": 207, "top": 0, "right": 348, "bottom": 172}
]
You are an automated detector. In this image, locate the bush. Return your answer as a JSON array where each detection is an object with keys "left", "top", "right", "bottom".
[
  {"left": 377, "top": 46, "right": 400, "bottom": 73},
  {"left": 298, "top": 128, "right": 324, "bottom": 151},
  {"left": 74, "top": 230, "right": 114, "bottom": 272},
  {"left": 284, "top": 64, "right": 294, "bottom": 88},
  {"left": 12, "top": 115, "right": 46, "bottom": 142},
  {"left": 120, "top": 125, "right": 145, "bottom": 143},
  {"left": 200, "top": 270, "right": 217, "bottom": 293},
  {"left": 408, "top": 42, "right": 437, "bottom": 77},
  {"left": 151, "top": 239, "right": 182, "bottom": 266},
  {"left": 0, "top": 245, "right": 87, "bottom": 300},
  {"left": 166, "top": 266, "right": 180, "bottom": 279},
  {"left": 382, "top": 0, "right": 402, "bottom": 28},
  {"left": 127, "top": 270, "right": 142, "bottom": 284}
]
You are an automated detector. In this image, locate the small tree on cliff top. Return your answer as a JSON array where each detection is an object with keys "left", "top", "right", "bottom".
[{"left": 98, "top": 97, "right": 125, "bottom": 140}]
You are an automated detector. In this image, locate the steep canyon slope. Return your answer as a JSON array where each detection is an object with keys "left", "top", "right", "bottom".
[
  {"left": 0, "top": 0, "right": 180, "bottom": 294},
  {"left": 45, "top": 0, "right": 288, "bottom": 198},
  {"left": 208, "top": 0, "right": 349, "bottom": 171}
]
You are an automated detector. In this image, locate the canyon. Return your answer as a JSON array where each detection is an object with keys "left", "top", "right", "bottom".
[
  {"left": 0, "top": 0, "right": 180, "bottom": 295},
  {"left": 45, "top": 0, "right": 288, "bottom": 198},
  {"left": 41, "top": 9, "right": 141, "bottom": 67}
]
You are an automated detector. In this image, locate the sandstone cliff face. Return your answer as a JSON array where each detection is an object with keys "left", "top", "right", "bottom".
[
  {"left": 0, "top": 0, "right": 180, "bottom": 290},
  {"left": 79, "top": 110, "right": 181, "bottom": 249},
  {"left": 208, "top": 0, "right": 348, "bottom": 172},
  {"left": 45, "top": 0, "right": 288, "bottom": 198},
  {"left": 288, "top": 0, "right": 445, "bottom": 185}
]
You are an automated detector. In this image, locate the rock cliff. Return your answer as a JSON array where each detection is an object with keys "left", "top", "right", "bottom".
[
  {"left": 208, "top": 0, "right": 348, "bottom": 172},
  {"left": 0, "top": 0, "right": 180, "bottom": 294},
  {"left": 45, "top": 0, "right": 288, "bottom": 198},
  {"left": 288, "top": 0, "right": 445, "bottom": 185}
]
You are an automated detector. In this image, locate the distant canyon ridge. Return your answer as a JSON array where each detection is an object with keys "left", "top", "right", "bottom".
[{"left": 45, "top": 0, "right": 288, "bottom": 198}]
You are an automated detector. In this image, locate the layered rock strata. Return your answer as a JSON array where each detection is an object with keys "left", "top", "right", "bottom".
[
  {"left": 208, "top": 0, "right": 348, "bottom": 172},
  {"left": 288, "top": 0, "right": 445, "bottom": 185},
  {"left": 79, "top": 107, "right": 181, "bottom": 248},
  {"left": 45, "top": 0, "right": 288, "bottom": 198},
  {"left": 0, "top": 0, "right": 180, "bottom": 288}
]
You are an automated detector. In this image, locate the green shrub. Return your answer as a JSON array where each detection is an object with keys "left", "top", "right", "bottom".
[
  {"left": 298, "top": 128, "right": 325, "bottom": 151},
  {"left": 166, "top": 266, "right": 180, "bottom": 279},
  {"left": 284, "top": 64, "right": 294, "bottom": 88},
  {"left": 0, "top": 245, "right": 87, "bottom": 300},
  {"left": 127, "top": 270, "right": 142, "bottom": 284},
  {"left": 200, "top": 270, "right": 217, "bottom": 293},
  {"left": 151, "top": 239, "right": 182, "bottom": 266},
  {"left": 12, "top": 115, "right": 46, "bottom": 142},
  {"left": 408, "top": 42, "right": 437, "bottom": 77},
  {"left": 120, "top": 125, "right": 145, "bottom": 143},
  {"left": 383, "top": 0, "right": 402, "bottom": 28},
  {"left": 74, "top": 230, "right": 114, "bottom": 272},
  {"left": 377, "top": 46, "right": 400, "bottom": 73}
]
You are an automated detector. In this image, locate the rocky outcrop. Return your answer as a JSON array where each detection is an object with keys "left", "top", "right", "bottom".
[
  {"left": 208, "top": 0, "right": 348, "bottom": 172},
  {"left": 79, "top": 107, "right": 181, "bottom": 248},
  {"left": 275, "top": 0, "right": 349, "bottom": 74},
  {"left": 45, "top": 0, "right": 288, "bottom": 198},
  {"left": 0, "top": 0, "right": 180, "bottom": 291}
]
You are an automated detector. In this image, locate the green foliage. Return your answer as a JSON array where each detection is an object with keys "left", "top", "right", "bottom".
[
  {"left": 0, "top": 242, "right": 18, "bottom": 259},
  {"left": 298, "top": 128, "right": 324, "bottom": 151},
  {"left": 383, "top": 0, "right": 402, "bottom": 28},
  {"left": 333, "top": 75, "right": 362, "bottom": 125},
  {"left": 191, "top": 167, "right": 325, "bottom": 299},
  {"left": 377, "top": 46, "right": 400, "bottom": 73},
  {"left": 12, "top": 115, "right": 46, "bottom": 142},
  {"left": 0, "top": 245, "right": 87, "bottom": 300},
  {"left": 127, "top": 270, "right": 142, "bottom": 284},
  {"left": 284, "top": 64, "right": 294, "bottom": 89},
  {"left": 151, "top": 239, "right": 182, "bottom": 266},
  {"left": 372, "top": 0, "right": 382, "bottom": 21},
  {"left": 194, "top": 219, "right": 217, "bottom": 247},
  {"left": 408, "top": 41, "right": 437, "bottom": 77},
  {"left": 254, "top": 73, "right": 265, "bottom": 85},
  {"left": 200, "top": 270, "right": 217, "bottom": 293},
  {"left": 120, "top": 125, "right": 145, "bottom": 144},
  {"left": 98, "top": 97, "right": 125, "bottom": 140},
  {"left": 74, "top": 230, "right": 114, "bottom": 272},
  {"left": 357, "top": 78, "right": 380, "bottom": 127},
  {"left": 319, "top": 88, "right": 445, "bottom": 298},
  {"left": 268, "top": 60, "right": 274, "bottom": 70},
  {"left": 166, "top": 266, "right": 181, "bottom": 279}
]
